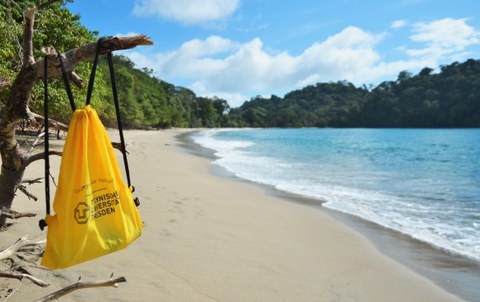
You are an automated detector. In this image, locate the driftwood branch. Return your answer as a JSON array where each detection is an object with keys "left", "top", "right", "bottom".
[
  {"left": 0, "top": 236, "right": 45, "bottom": 261},
  {"left": 16, "top": 184, "right": 38, "bottom": 201},
  {"left": 0, "top": 237, "right": 48, "bottom": 288},
  {"left": 37, "top": 35, "right": 153, "bottom": 80},
  {"left": 0, "top": 271, "right": 49, "bottom": 287},
  {"left": 0, "top": 209, "right": 36, "bottom": 220},
  {"left": 35, "top": 276, "right": 127, "bottom": 302}
]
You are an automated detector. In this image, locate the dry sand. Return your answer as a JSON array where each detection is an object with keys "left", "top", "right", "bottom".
[{"left": 0, "top": 129, "right": 463, "bottom": 301}]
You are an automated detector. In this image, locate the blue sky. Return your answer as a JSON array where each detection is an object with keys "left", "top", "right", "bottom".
[{"left": 66, "top": 0, "right": 480, "bottom": 107}]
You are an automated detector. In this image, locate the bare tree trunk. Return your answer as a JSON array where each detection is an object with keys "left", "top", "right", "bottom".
[
  {"left": 0, "top": 146, "right": 27, "bottom": 226},
  {"left": 0, "top": 0, "right": 152, "bottom": 227}
]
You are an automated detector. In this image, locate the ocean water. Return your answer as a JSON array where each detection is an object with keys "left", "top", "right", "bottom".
[{"left": 192, "top": 128, "right": 480, "bottom": 262}]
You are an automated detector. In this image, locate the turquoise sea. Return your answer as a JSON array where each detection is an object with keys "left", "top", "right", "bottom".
[
  {"left": 192, "top": 128, "right": 479, "bottom": 261},
  {"left": 191, "top": 128, "right": 480, "bottom": 300}
]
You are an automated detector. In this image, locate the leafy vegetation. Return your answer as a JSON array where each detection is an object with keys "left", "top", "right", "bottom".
[
  {"left": 0, "top": 0, "right": 228, "bottom": 129},
  {"left": 98, "top": 55, "right": 230, "bottom": 128},
  {"left": 227, "top": 60, "right": 480, "bottom": 128},
  {"left": 1, "top": 1, "right": 479, "bottom": 129}
]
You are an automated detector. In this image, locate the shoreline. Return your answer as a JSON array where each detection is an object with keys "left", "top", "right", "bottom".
[
  {"left": 1, "top": 129, "right": 471, "bottom": 301},
  {"left": 179, "top": 129, "right": 480, "bottom": 302}
]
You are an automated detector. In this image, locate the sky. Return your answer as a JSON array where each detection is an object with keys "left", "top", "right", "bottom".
[{"left": 66, "top": 0, "right": 480, "bottom": 107}]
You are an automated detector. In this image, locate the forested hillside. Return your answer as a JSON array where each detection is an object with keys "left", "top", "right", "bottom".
[
  {"left": 0, "top": 0, "right": 228, "bottom": 129},
  {"left": 2, "top": 1, "right": 479, "bottom": 129},
  {"left": 95, "top": 55, "right": 229, "bottom": 128},
  {"left": 227, "top": 59, "right": 480, "bottom": 128}
]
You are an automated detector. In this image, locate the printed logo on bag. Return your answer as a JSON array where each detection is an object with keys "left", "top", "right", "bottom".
[
  {"left": 74, "top": 202, "right": 90, "bottom": 224},
  {"left": 73, "top": 190, "right": 121, "bottom": 224},
  {"left": 92, "top": 190, "right": 120, "bottom": 220}
]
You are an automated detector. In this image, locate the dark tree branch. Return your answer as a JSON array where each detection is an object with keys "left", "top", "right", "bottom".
[
  {"left": 0, "top": 209, "right": 36, "bottom": 220},
  {"left": 22, "top": 177, "right": 43, "bottom": 185},
  {"left": 16, "top": 184, "right": 38, "bottom": 201},
  {"left": 24, "top": 150, "right": 62, "bottom": 167}
]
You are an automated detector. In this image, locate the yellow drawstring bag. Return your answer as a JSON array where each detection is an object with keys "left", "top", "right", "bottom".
[
  {"left": 41, "top": 105, "right": 143, "bottom": 269},
  {"left": 41, "top": 41, "right": 142, "bottom": 269}
]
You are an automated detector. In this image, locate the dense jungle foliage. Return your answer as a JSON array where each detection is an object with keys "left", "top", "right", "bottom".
[
  {"left": 1, "top": 1, "right": 479, "bottom": 129},
  {"left": 228, "top": 60, "right": 480, "bottom": 128},
  {"left": 0, "top": 0, "right": 228, "bottom": 129}
]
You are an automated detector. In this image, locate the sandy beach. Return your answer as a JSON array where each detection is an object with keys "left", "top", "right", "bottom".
[{"left": 1, "top": 129, "right": 463, "bottom": 301}]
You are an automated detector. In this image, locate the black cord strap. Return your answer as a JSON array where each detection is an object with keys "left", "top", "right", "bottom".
[
  {"left": 56, "top": 49, "right": 76, "bottom": 111},
  {"left": 40, "top": 56, "right": 51, "bottom": 230},
  {"left": 107, "top": 52, "right": 132, "bottom": 188},
  {"left": 85, "top": 38, "right": 103, "bottom": 106}
]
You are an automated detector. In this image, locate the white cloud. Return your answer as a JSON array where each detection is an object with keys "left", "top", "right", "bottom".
[
  {"left": 191, "top": 82, "right": 247, "bottom": 107},
  {"left": 115, "top": 32, "right": 141, "bottom": 37},
  {"left": 407, "top": 18, "right": 480, "bottom": 59},
  {"left": 133, "top": 0, "right": 240, "bottom": 24},
  {"left": 126, "top": 28, "right": 389, "bottom": 106},
  {"left": 391, "top": 19, "right": 407, "bottom": 29},
  {"left": 124, "top": 19, "right": 479, "bottom": 107}
]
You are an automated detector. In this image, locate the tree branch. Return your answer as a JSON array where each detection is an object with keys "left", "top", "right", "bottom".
[
  {"left": 0, "top": 236, "right": 48, "bottom": 289},
  {"left": 35, "top": 276, "right": 127, "bottom": 302},
  {"left": 0, "top": 271, "right": 49, "bottom": 287},
  {"left": 23, "top": 0, "right": 62, "bottom": 67},
  {"left": 16, "top": 184, "right": 38, "bottom": 201},
  {"left": 30, "top": 113, "right": 68, "bottom": 133},
  {"left": 0, "top": 210, "right": 36, "bottom": 221},
  {"left": 35, "top": 35, "right": 153, "bottom": 79},
  {"left": 24, "top": 150, "right": 62, "bottom": 167},
  {"left": 22, "top": 177, "right": 43, "bottom": 185},
  {"left": 23, "top": 8, "right": 36, "bottom": 67},
  {"left": 0, "top": 209, "right": 36, "bottom": 220},
  {"left": 0, "top": 236, "right": 45, "bottom": 261},
  {"left": 69, "top": 70, "right": 84, "bottom": 88}
]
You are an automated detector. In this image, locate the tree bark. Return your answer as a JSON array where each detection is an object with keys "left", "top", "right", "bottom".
[{"left": 0, "top": 1, "right": 153, "bottom": 226}]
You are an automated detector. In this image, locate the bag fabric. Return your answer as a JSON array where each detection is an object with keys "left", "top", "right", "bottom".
[{"left": 41, "top": 105, "right": 143, "bottom": 269}]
